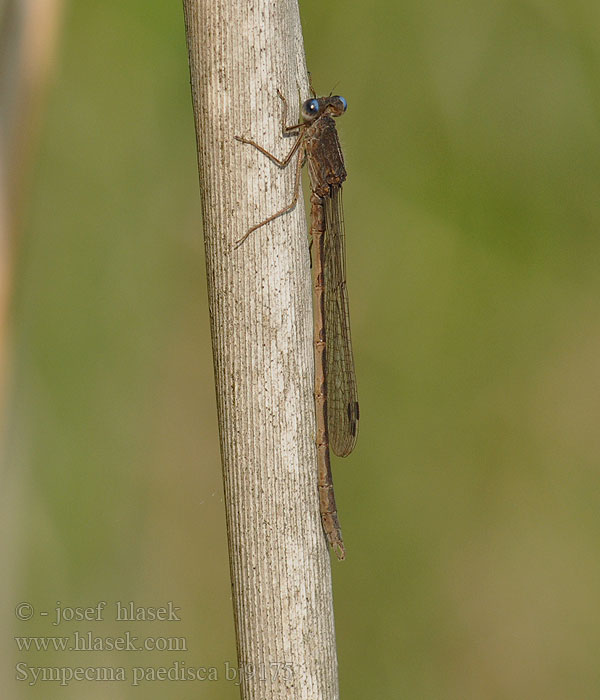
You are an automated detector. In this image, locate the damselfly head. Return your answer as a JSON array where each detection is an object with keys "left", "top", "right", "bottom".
[
  {"left": 301, "top": 96, "right": 347, "bottom": 122},
  {"left": 322, "top": 96, "right": 347, "bottom": 118}
]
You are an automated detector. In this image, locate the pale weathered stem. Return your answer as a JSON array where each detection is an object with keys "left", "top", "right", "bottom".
[{"left": 182, "top": 2, "right": 340, "bottom": 699}]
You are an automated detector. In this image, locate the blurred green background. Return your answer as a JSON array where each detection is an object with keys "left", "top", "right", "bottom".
[{"left": 4, "top": 0, "right": 600, "bottom": 698}]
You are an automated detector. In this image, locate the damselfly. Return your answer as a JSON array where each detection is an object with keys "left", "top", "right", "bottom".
[{"left": 235, "top": 85, "right": 359, "bottom": 559}]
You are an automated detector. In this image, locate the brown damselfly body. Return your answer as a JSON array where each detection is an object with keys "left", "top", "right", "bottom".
[{"left": 234, "top": 84, "right": 359, "bottom": 560}]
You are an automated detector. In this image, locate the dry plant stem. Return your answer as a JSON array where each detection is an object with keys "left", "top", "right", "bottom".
[{"left": 182, "top": 1, "right": 340, "bottom": 699}]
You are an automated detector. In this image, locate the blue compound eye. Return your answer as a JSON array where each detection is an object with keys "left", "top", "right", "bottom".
[
  {"left": 338, "top": 96, "right": 347, "bottom": 112},
  {"left": 302, "top": 98, "right": 320, "bottom": 120}
]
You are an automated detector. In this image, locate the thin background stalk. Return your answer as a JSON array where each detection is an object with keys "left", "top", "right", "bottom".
[
  {"left": 182, "top": 1, "right": 341, "bottom": 698},
  {"left": 0, "top": 0, "right": 63, "bottom": 685},
  {"left": 0, "top": 0, "right": 64, "bottom": 427}
]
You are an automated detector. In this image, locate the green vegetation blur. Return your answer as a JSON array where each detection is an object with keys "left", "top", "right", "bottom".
[{"left": 6, "top": 1, "right": 600, "bottom": 698}]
